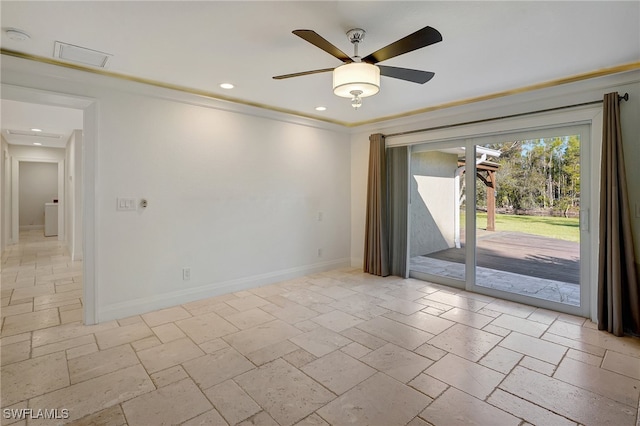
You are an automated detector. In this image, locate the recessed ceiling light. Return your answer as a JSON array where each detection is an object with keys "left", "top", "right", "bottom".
[
  {"left": 315, "top": 106, "right": 327, "bottom": 111},
  {"left": 220, "top": 83, "right": 234, "bottom": 89},
  {"left": 33, "top": 142, "right": 42, "bottom": 146},
  {"left": 31, "top": 128, "right": 42, "bottom": 132},
  {"left": 6, "top": 29, "right": 30, "bottom": 42}
]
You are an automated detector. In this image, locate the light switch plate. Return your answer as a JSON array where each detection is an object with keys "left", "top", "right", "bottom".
[{"left": 117, "top": 198, "right": 136, "bottom": 211}]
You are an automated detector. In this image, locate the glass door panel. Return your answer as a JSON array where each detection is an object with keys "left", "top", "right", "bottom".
[
  {"left": 473, "top": 135, "right": 581, "bottom": 307},
  {"left": 409, "top": 144, "right": 466, "bottom": 285}
]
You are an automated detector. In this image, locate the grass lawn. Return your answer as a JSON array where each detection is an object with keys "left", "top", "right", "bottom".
[{"left": 471, "top": 212, "right": 580, "bottom": 242}]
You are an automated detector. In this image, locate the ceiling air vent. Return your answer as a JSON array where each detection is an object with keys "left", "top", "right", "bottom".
[
  {"left": 54, "top": 41, "right": 112, "bottom": 68},
  {"left": 7, "top": 130, "right": 62, "bottom": 139}
]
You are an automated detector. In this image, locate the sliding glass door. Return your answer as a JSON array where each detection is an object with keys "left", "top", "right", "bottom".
[
  {"left": 408, "top": 125, "right": 590, "bottom": 315},
  {"left": 408, "top": 143, "right": 467, "bottom": 287}
]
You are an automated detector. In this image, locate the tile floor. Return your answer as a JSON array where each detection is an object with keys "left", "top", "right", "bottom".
[{"left": 2, "top": 231, "right": 640, "bottom": 426}]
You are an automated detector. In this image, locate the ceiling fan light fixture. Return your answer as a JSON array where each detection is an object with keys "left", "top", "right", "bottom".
[{"left": 332, "top": 62, "right": 380, "bottom": 98}]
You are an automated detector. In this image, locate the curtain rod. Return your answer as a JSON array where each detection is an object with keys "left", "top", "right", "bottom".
[{"left": 386, "top": 92, "right": 630, "bottom": 138}]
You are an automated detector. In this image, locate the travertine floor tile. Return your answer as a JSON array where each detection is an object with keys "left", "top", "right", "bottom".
[
  {"left": 289, "top": 326, "right": 352, "bottom": 357},
  {"left": 488, "top": 388, "right": 576, "bottom": 426},
  {"left": 425, "top": 353, "right": 505, "bottom": 399},
  {"left": 310, "top": 310, "right": 363, "bottom": 332},
  {"left": 224, "top": 307, "right": 276, "bottom": 330},
  {"left": 151, "top": 322, "right": 186, "bottom": 343},
  {"left": 302, "top": 350, "right": 376, "bottom": 394},
  {"left": 479, "top": 346, "right": 523, "bottom": 374},
  {"left": 500, "top": 332, "right": 567, "bottom": 364},
  {"left": 122, "top": 378, "right": 212, "bottom": 426},
  {"left": 32, "top": 334, "right": 95, "bottom": 358},
  {"left": 223, "top": 319, "right": 301, "bottom": 355},
  {"left": 66, "top": 404, "right": 127, "bottom": 426},
  {"left": 384, "top": 310, "right": 454, "bottom": 335},
  {"left": 237, "top": 411, "right": 278, "bottom": 426},
  {"left": 440, "top": 307, "right": 494, "bottom": 329},
  {"left": 150, "top": 365, "right": 189, "bottom": 388},
  {"left": 553, "top": 357, "right": 640, "bottom": 406},
  {"left": 235, "top": 359, "right": 334, "bottom": 426},
  {"left": 175, "top": 312, "right": 238, "bottom": 344},
  {"left": 377, "top": 297, "right": 425, "bottom": 315},
  {"left": 294, "top": 413, "right": 330, "bottom": 426},
  {"left": 408, "top": 373, "right": 448, "bottom": 399},
  {"left": 94, "top": 322, "right": 154, "bottom": 350},
  {"left": 361, "top": 343, "right": 433, "bottom": 383},
  {"left": 246, "top": 339, "right": 299, "bottom": 365},
  {"left": 421, "top": 387, "right": 520, "bottom": 425},
  {"left": 355, "top": 316, "right": 432, "bottom": 351},
  {"left": 428, "top": 323, "right": 502, "bottom": 362},
  {"left": 520, "top": 356, "right": 556, "bottom": 375},
  {"left": 141, "top": 305, "right": 192, "bottom": 327},
  {"left": 183, "top": 347, "right": 254, "bottom": 389},
  {"left": 3, "top": 233, "right": 639, "bottom": 426},
  {"left": 137, "top": 337, "right": 205, "bottom": 373},
  {"left": 0, "top": 340, "right": 31, "bottom": 365},
  {"left": 30, "top": 364, "right": 155, "bottom": 424},
  {"left": 490, "top": 313, "right": 550, "bottom": 337},
  {"left": 422, "top": 291, "right": 488, "bottom": 312},
  {"left": 68, "top": 344, "right": 140, "bottom": 384},
  {"left": 203, "top": 379, "right": 261, "bottom": 425},
  {"left": 1, "top": 351, "right": 69, "bottom": 406},
  {"left": 500, "top": 366, "right": 636, "bottom": 425},
  {"left": 317, "top": 372, "right": 430, "bottom": 426},
  {"left": 181, "top": 408, "right": 229, "bottom": 426},
  {"left": 225, "top": 294, "right": 271, "bottom": 311},
  {"left": 262, "top": 303, "right": 319, "bottom": 324},
  {"left": 1, "top": 308, "right": 60, "bottom": 336},
  {"left": 282, "top": 348, "right": 317, "bottom": 368},
  {"left": 602, "top": 350, "right": 640, "bottom": 380}
]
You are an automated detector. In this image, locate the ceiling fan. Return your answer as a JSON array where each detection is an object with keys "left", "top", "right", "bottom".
[{"left": 273, "top": 26, "right": 442, "bottom": 109}]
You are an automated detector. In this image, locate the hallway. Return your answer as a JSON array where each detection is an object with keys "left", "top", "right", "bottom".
[{"left": 1, "top": 230, "right": 83, "bottom": 334}]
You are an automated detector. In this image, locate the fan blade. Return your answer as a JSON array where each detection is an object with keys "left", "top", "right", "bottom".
[
  {"left": 273, "top": 68, "right": 334, "bottom": 80},
  {"left": 378, "top": 65, "right": 435, "bottom": 84},
  {"left": 293, "top": 30, "right": 353, "bottom": 63},
  {"left": 362, "top": 26, "right": 442, "bottom": 64}
]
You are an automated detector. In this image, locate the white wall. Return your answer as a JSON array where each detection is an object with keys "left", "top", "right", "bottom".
[
  {"left": 1, "top": 55, "right": 351, "bottom": 322},
  {"left": 65, "top": 130, "right": 83, "bottom": 260},
  {"left": 6, "top": 145, "right": 65, "bottom": 241},
  {"left": 1, "top": 136, "right": 9, "bottom": 250},
  {"left": 18, "top": 161, "right": 58, "bottom": 229},
  {"left": 410, "top": 151, "right": 457, "bottom": 257}
]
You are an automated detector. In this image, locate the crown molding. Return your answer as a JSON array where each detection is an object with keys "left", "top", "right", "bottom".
[{"left": 2, "top": 48, "right": 638, "bottom": 130}]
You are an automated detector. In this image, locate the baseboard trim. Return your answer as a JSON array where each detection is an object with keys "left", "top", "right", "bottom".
[
  {"left": 19, "top": 225, "right": 44, "bottom": 230},
  {"left": 97, "top": 258, "right": 351, "bottom": 322}
]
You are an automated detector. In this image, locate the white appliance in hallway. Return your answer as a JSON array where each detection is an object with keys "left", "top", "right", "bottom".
[{"left": 44, "top": 202, "right": 58, "bottom": 236}]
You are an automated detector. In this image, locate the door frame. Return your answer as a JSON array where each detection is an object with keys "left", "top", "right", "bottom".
[
  {"left": 391, "top": 105, "right": 603, "bottom": 321},
  {"left": 2, "top": 83, "right": 98, "bottom": 325},
  {"left": 11, "top": 157, "right": 65, "bottom": 242},
  {"left": 463, "top": 124, "right": 591, "bottom": 317}
]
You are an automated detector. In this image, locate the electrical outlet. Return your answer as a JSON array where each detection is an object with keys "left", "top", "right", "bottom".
[
  {"left": 317, "top": 248, "right": 323, "bottom": 257},
  {"left": 182, "top": 267, "right": 191, "bottom": 281}
]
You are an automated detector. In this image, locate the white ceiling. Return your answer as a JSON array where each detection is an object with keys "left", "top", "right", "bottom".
[
  {"left": 1, "top": 99, "right": 82, "bottom": 148},
  {"left": 1, "top": 1, "right": 639, "bottom": 131}
]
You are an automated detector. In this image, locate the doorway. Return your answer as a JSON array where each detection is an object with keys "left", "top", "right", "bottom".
[
  {"left": 1, "top": 84, "right": 95, "bottom": 323},
  {"left": 409, "top": 124, "right": 591, "bottom": 316}
]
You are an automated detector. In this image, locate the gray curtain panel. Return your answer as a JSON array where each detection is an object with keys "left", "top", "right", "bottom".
[
  {"left": 387, "top": 146, "right": 409, "bottom": 278},
  {"left": 597, "top": 92, "right": 640, "bottom": 336},
  {"left": 364, "top": 133, "right": 390, "bottom": 276}
]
